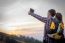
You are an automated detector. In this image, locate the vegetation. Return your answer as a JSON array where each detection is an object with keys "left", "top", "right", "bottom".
[{"left": 0, "top": 32, "right": 42, "bottom": 43}]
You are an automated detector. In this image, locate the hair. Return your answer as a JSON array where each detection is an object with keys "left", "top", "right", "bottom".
[
  {"left": 56, "top": 13, "right": 62, "bottom": 22},
  {"left": 48, "top": 9, "right": 56, "bottom": 17},
  {"left": 30, "top": 8, "right": 34, "bottom": 13}
]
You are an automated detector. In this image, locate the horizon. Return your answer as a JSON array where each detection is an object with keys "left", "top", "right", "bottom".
[{"left": 0, "top": 0, "right": 65, "bottom": 41}]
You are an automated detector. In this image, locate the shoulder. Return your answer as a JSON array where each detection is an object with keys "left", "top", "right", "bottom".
[{"left": 50, "top": 17, "right": 59, "bottom": 24}]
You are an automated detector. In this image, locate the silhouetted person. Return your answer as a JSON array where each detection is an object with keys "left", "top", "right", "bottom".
[
  {"left": 55, "top": 13, "right": 64, "bottom": 43},
  {"left": 28, "top": 8, "right": 58, "bottom": 43}
]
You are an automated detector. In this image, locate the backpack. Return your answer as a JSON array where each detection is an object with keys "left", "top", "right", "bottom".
[
  {"left": 53, "top": 22, "right": 64, "bottom": 40},
  {"left": 48, "top": 22, "right": 64, "bottom": 40}
]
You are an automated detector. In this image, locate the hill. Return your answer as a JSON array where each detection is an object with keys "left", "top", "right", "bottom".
[{"left": 0, "top": 32, "right": 42, "bottom": 43}]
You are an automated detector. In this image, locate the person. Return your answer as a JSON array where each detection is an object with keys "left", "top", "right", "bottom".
[
  {"left": 55, "top": 13, "right": 64, "bottom": 43},
  {"left": 28, "top": 8, "right": 58, "bottom": 43}
]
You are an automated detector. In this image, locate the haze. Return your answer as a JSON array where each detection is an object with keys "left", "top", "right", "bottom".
[{"left": 0, "top": 0, "right": 65, "bottom": 41}]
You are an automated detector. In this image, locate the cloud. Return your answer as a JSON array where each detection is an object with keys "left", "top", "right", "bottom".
[
  {"left": 0, "top": 0, "right": 65, "bottom": 41},
  {"left": 0, "top": 0, "right": 18, "bottom": 7}
]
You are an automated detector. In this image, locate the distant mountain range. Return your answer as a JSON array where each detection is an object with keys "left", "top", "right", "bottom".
[{"left": 0, "top": 32, "right": 42, "bottom": 43}]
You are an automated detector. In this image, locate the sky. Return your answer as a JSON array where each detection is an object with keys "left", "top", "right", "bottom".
[{"left": 0, "top": 0, "right": 65, "bottom": 41}]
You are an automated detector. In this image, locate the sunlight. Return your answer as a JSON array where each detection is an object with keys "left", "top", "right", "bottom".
[
  {"left": 0, "top": 0, "right": 65, "bottom": 41},
  {"left": 2, "top": 1, "right": 42, "bottom": 31}
]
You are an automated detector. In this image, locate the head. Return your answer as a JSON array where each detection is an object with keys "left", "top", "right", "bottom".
[
  {"left": 56, "top": 13, "right": 62, "bottom": 22},
  {"left": 48, "top": 9, "right": 56, "bottom": 18},
  {"left": 30, "top": 8, "right": 34, "bottom": 13}
]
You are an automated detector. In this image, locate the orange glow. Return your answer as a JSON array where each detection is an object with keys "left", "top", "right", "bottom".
[{"left": 8, "top": 27, "right": 43, "bottom": 36}]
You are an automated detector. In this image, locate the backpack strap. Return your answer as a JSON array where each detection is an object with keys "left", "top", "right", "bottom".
[
  {"left": 57, "top": 22, "right": 64, "bottom": 33},
  {"left": 57, "top": 23, "right": 61, "bottom": 33}
]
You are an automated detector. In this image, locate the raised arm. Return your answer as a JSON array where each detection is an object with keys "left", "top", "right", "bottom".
[
  {"left": 28, "top": 12, "right": 47, "bottom": 23},
  {"left": 28, "top": 8, "right": 47, "bottom": 23}
]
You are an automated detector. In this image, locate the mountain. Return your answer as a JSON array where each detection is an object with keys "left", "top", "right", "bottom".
[{"left": 0, "top": 32, "right": 42, "bottom": 43}]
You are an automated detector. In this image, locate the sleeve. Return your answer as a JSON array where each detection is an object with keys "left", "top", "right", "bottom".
[{"left": 30, "top": 13, "right": 47, "bottom": 23}]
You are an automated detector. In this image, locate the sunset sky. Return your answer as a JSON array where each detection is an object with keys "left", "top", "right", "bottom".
[{"left": 0, "top": 0, "right": 65, "bottom": 41}]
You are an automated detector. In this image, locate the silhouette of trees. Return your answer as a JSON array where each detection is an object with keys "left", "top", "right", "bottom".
[
  {"left": 0, "top": 32, "right": 42, "bottom": 43},
  {"left": 13, "top": 35, "right": 43, "bottom": 43}
]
